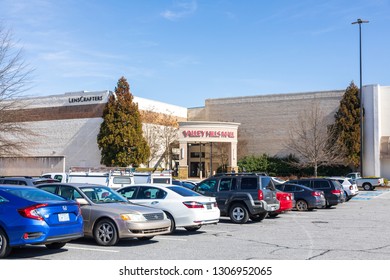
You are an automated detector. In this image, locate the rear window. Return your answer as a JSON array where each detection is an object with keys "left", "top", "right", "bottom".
[
  {"left": 113, "top": 176, "right": 133, "bottom": 184},
  {"left": 331, "top": 180, "right": 343, "bottom": 190},
  {"left": 152, "top": 178, "right": 171, "bottom": 184},
  {"left": 6, "top": 188, "right": 65, "bottom": 201},
  {"left": 261, "top": 177, "right": 276, "bottom": 191},
  {"left": 167, "top": 186, "right": 201, "bottom": 197},
  {"left": 240, "top": 177, "right": 258, "bottom": 190}
]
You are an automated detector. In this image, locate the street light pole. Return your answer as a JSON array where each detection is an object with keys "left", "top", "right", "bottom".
[{"left": 352, "top": 18, "right": 369, "bottom": 176}]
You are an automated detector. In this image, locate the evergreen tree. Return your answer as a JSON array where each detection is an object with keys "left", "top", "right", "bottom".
[
  {"left": 97, "top": 77, "right": 150, "bottom": 167},
  {"left": 332, "top": 81, "right": 361, "bottom": 168}
]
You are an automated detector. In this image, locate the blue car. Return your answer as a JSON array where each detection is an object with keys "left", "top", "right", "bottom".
[{"left": 0, "top": 185, "right": 84, "bottom": 258}]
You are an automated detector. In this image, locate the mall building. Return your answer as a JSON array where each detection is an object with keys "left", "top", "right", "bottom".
[{"left": 1, "top": 84, "right": 389, "bottom": 179}]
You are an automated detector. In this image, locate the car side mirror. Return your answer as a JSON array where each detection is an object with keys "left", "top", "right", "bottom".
[{"left": 76, "top": 198, "right": 89, "bottom": 205}]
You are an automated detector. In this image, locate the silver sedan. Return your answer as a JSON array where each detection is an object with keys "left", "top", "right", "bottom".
[{"left": 37, "top": 183, "right": 171, "bottom": 246}]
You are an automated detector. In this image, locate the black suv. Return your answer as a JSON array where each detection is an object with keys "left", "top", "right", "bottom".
[
  {"left": 287, "top": 178, "right": 343, "bottom": 208},
  {"left": 195, "top": 173, "right": 280, "bottom": 224}
]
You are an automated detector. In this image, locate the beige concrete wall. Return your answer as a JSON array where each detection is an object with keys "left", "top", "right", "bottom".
[
  {"left": 189, "top": 90, "right": 344, "bottom": 158},
  {"left": 0, "top": 156, "right": 65, "bottom": 176}
]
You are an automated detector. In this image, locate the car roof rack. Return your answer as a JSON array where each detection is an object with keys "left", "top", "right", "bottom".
[{"left": 213, "top": 172, "right": 268, "bottom": 177}]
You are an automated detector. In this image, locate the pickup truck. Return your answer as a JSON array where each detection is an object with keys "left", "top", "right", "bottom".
[{"left": 345, "top": 172, "right": 385, "bottom": 191}]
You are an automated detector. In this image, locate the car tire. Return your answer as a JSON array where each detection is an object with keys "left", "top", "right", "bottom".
[
  {"left": 45, "top": 242, "right": 66, "bottom": 250},
  {"left": 184, "top": 225, "right": 202, "bottom": 232},
  {"left": 229, "top": 203, "right": 249, "bottom": 224},
  {"left": 296, "top": 200, "right": 308, "bottom": 211},
  {"left": 325, "top": 200, "right": 332, "bottom": 208},
  {"left": 0, "top": 228, "right": 12, "bottom": 259},
  {"left": 362, "top": 183, "right": 372, "bottom": 191},
  {"left": 250, "top": 212, "right": 268, "bottom": 222},
  {"left": 94, "top": 219, "right": 118, "bottom": 246},
  {"left": 165, "top": 212, "right": 176, "bottom": 234}
]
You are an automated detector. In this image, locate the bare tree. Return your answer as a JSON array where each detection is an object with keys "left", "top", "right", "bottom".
[
  {"left": 140, "top": 108, "right": 179, "bottom": 169},
  {"left": 0, "top": 25, "right": 33, "bottom": 156},
  {"left": 285, "top": 101, "right": 343, "bottom": 177},
  {"left": 140, "top": 109, "right": 164, "bottom": 167},
  {"left": 158, "top": 112, "right": 179, "bottom": 169}
]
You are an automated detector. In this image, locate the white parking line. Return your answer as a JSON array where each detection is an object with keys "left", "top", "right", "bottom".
[{"left": 65, "top": 246, "right": 119, "bottom": 253}]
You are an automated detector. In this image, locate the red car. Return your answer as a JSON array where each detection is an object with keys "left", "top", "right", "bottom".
[{"left": 268, "top": 190, "right": 294, "bottom": 217}]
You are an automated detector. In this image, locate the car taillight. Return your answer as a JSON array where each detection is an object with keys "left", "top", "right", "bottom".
[
  {"left": 349, "top": 186, "right": 353, "bottom": 190},
  {"left": 18, "top": 204, "right": 48, "bottom": 220},
  {"left": 183, "top": 201, "right": 204, "bottom": 208},
  {"left": 257, "top": 190, "right": 263, "bottom": 200},
  {"left": 311, "top": 191, "right": 322, "bottom": 197},
  {"left": 331, "top": 190, "right": 341, "bottom": 195}
]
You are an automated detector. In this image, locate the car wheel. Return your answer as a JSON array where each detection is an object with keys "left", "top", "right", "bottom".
[
  {"left": 165, "top": 212, "right": 176, "bottom": 234},
  {"left": 184, "top": 225, "right": 202, "bottom": 232},
  {"left": 229, "top": 203, "right": 249, "bottom": 224},
  {"left": 94, "top": 219, "right": 118, "bottom": 246},
  {"left": 296, "top": 200, "right": 308, "bottom": 211},
  {"left": 250, "top": 212, "right": 268, "bottom": 222},
  {"left": 362, "top": 183, "right": 372, "bottom": 191},
  {"left": 0, "top": 228, "right": 12, "bottom": 259},
  {"left": 137, "top": 236, "right": 154, "bottom": 241},
  {"left": 45, "top": 242, "right": 66, "bottom": 250}
]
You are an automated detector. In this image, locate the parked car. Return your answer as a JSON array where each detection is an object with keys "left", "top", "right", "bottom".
[
  {"left": 268, "top": 190, "right": 294, "bottom": 217},
  {"left": 0, "top": 185, "right": 83, "bottom": 258},
  {"left": 116, "top": 184, "right": 220, "bottom": 233},
  {"left": 195, "top": 173, "right": 280, "bottom": 224},
  {"left": 172, "top": 179, "right": 197, "bottom": 190},
  {"left": 275, "top": 183, "right": 326, "bottom": 211},
  {"left": 328, "top": 177, "right": 359, "bottom": 201},
  {"left": 287, "top": 178, "right": 343, "bottom": 208},
  {"left": 345, "top": 172, "right": 385, "bottom": 191},
  {"left": 0, "top": 176, "right": 59, "bottom": 186},
  {"left": 36, "top": 183, "right": 171, "bottom": 246}
]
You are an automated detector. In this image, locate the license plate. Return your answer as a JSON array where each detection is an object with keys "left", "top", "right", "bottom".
[
  {"left": 58, "top": 213, "right": 70, "bottom": 222},
  {"left": 206, "top": 204, "right": 212, "bottom": 210}
]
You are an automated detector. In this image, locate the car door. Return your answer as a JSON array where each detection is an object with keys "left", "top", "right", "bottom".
[
  {"left": 216, "top": 177, "right": 237, "bottom": 213},
  {"left": 117, "top": 186, "right": 139, "bottom": 200},
  {"left": 128, "top": 186, "right": 167, "bottom": 210}
]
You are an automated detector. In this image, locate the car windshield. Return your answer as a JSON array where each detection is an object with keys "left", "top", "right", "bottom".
[
  {"left": 167, "top": 186, "right": 201, "bottom": 197},
  {"left": 6, "top": 187, "right": 66, "bottom": 202},
  {"left": 80, "top": 186, "right": 128, "bottom": 203}
]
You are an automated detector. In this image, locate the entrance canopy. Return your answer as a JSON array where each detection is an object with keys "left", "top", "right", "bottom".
[{"left": 177, "top": 121, "right": 240, "bottom": 179}]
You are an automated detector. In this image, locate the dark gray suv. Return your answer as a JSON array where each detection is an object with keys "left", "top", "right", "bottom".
[
  {"left": 195, "top": 173, "right": 280, "bottom": 224},
  {"left": 0, "top": 176, "right": 58, "bottom": 186}
]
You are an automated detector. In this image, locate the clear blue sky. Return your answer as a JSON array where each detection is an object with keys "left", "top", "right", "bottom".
[{"left": 1, "top": 0, "right": 389, "bottom": 108}]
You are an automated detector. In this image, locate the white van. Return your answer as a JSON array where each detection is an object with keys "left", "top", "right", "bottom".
[
  {"left": 67, "top": 172, "right": 109, "bottom": 185},
  {"left": 41, "top": 171, "right": 134, "bottom": 189},
  {"left": 108, "top": 174, "right": 135, "bottom": 190},
  {"left": 41, "top": 172, "right": 67, "bottom": 183},
  {"left": 150, "top": 171, "right": 172, "bottom": 184}
]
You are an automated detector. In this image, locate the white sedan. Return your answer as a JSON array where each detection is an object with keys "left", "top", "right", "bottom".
[{"left": 116, "top": 184, "right": 220, "bottom": 233}]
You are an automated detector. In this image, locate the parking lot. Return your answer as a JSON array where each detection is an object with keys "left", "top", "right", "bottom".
[{"left": 7, "top": 189, "right": 390, "bottom": 260}]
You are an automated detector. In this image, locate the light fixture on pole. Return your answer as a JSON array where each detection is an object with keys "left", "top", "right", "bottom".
[{"left": 352, "top": 18, "right": 369, "bottom": 176}]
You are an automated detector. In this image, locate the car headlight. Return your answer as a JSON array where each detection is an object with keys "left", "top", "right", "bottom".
[{"left": 120, "top": 213, "right": 146, "bottom": 221}]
